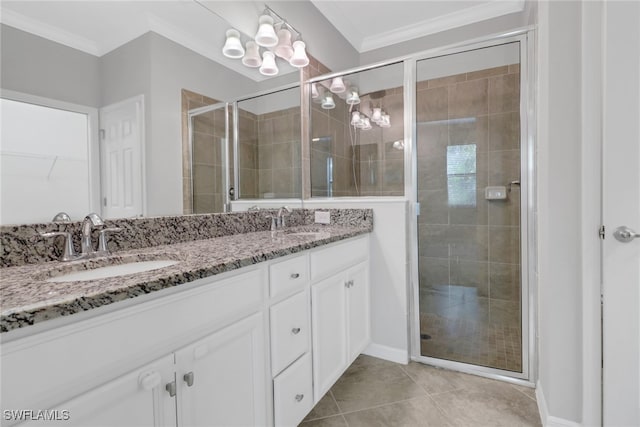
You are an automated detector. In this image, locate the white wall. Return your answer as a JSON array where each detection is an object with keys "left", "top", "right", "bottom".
[{"left": 537, "top": 0, "right": 585, "bottom": 424}]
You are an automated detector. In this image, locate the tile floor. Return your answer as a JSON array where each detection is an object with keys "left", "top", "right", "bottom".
[{"left": 300, "top": 355, "right": 541, "bottom": 427}]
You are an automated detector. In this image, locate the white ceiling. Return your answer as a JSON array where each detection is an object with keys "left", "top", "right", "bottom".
[{"left": 0, "top": 0, "right": 525, "bottom": 82}]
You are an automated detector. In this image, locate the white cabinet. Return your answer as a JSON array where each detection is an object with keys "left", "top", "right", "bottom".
[
  {"left": 176, "top": 313, "right": 267, "bottom": 427},
  {"left": 20, "top": 355, "right": 176, "bottom": 427},
  {"left": 310, "top": 236, "right": 370, "bottom": 402},
  {"left": 273, "top": 353, "right": 313, "bottom": 427}
]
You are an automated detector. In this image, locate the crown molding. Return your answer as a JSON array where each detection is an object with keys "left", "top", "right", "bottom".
[
  {"left": 359, "top": 0, "right": 525, "bottom": 52},
  {"left": 0, "top": 8, "right": 100, "bottom": 56}
]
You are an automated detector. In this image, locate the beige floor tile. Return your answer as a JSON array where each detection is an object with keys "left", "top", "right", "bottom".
[
  {"left": 510, "top": 383, "right": 537, "bottom": 401},
  {"left": 342, "top": 396, "right": 454, "bottom": 427},
  {"left": 300, "top": 414, "right": 348, "bottom": 427},
  {"left": 430, "top": 381, "right": 542, "bottom": 427},
  {"left": 401, "top": 362, "right": 497, "bottom": 395},
  {"left": 330, "top": 356, "right": 426, "bottom": 413},
  {"left": 303, "top": 391, "right": 340, "bottom": 422}
]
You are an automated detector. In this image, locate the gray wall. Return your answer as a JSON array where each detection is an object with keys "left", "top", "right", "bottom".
[
  {"left": 537, "top": 0, "right": 583, "bottom": 423},
  {"left": 0, "top": 24, "right": 101, "bottom": 107}
]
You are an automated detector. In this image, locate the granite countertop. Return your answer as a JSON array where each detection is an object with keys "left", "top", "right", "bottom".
[{"left": 0, "top": 224, "right": 371, "bottom": 333}]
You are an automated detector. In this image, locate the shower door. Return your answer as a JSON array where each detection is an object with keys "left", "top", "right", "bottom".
[
  {"left": 188, "top": 102, "right": 231, "bottom": 213},
  {"left": 413, "top": 41, "right": 530, "bottom": 377}
]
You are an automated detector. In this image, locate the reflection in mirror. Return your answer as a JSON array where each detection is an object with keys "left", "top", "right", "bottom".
[
  {"left": 309, "top": 62, "right": 405, "bottom": 197},
  {"left": 236, "top": 86, "right": 301, "bottom": 199},
  {"left": 0, "top": 96, "right": 99, "bottom": 225}
]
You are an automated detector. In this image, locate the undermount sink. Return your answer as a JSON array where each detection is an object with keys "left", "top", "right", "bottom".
[{"left": 46, "top": 260, "right": 180, "bottom": 283}]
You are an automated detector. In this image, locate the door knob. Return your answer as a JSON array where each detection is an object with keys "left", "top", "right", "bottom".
[
  {"left": 184, "top": 371, "right": 194, "bottom": 387},
  {"left": 613, "top": 226, "right": 640, "bottom": 243}
]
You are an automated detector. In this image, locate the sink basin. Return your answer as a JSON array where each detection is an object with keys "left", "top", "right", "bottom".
[{"left": 46, "top": 260, "right": 180, "bottom": 283}]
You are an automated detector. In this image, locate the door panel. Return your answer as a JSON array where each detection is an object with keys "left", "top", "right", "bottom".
[
  {"left": 602, "top": 2, "right": 640, "bottom": 424},
  {"left": 347, "top": 262, "right": 370, "bottom": 362}
]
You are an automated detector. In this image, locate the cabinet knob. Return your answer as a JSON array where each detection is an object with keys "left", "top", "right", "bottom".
[
  {"left": 295, "top": 394, "right": 304, "bottom": 402},
  {"left": 165, "top": 381, "right": 177, "bottom": 397},
  {"left": 184, "top": 371, "right": 194, "bottom": 387},
  {"left": 290, "top": 273, "right": 300, "bottom": 279},
  {"left": 291, "top": 327, "right": 301, "bottom": 335},
  {"left": 139, "top": 371, "right": 161, "bottom": 391}
]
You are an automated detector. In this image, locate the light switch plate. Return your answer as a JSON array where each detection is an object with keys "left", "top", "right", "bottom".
[{"left": 314, "top": 211, "right": 330, "bottom": 224}]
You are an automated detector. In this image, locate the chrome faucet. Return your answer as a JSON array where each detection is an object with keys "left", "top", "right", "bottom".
[
  {"left": 81, "top": 213, "right": 104, "bottom": 256},
  {"left": 276, "top": 206, "right": 292, "bottom": 229}
]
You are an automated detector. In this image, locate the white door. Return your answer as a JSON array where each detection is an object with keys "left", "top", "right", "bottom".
[
  {"left": 18, "top": 354, "right": 176, "bottom": 427},
  {"left": 602, "top": 1, "right": 640, "bottom": 425},
  {"left": 311, "top": 273, "right": 348, "bottom": 401},
  {"left": 100, "top": 96, "right": 144, "bottom": 219},
  {"left": 347, "top": 262, "right": 370, "bottom": 363},
  {"left": 175, "top": 313, "right": 267, "bottom": 427}
]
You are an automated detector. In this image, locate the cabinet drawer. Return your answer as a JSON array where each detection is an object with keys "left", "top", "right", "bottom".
[
  {"left": 273, "top": 353, "right": 313, "bottom": 427},
  {"left": 270, "top": 254, "right": 308, "bottom": 298},
  {"left": 310, "top": 236, "right": 369, "bottom": 281},
  {"left": 270, "top": 290, "right": 310, "bottom": 376}
]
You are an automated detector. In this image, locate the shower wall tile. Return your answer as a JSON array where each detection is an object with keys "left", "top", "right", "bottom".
[
  {"left": 488, "top": 73, "right": 520, "bottom": 114},
  {"left": 419, "top": 256, "right": 450, "bottom": 289},
  {"left": 448, "top": 115, "right": 489, "bottom": 152},
  {"left": 489, "top": 226, "right": 520, "bottom": 264},
  {"left": 417, "top": 86, "right": 449, "bottom": 122},
  {"left": 417, "top": 154, "right": 447, "bottom": 191},
  {"left": 426, "top": 72, "right": 467, "bottom": 89},
  {"left": 239, "top": 142, "right": 256, "bottom": 167},
  {"left": 418, "top": 225, "right": 450, "bottom": 258},
  {"left": 449, "top": 191, "right": 489, "bottom": 225},
  {"left": 448, "top": 225, "right": 489, "bottom": 262},
  {"left": 466, "top": 65, "right": 509, "bottom": 81},
  {"left": 418, "top": 190, "right": 449, "bottom": 225},
  {"left": 272, "top": 142, "right": 294, "bottom": 169},
  {"left": 489, "top": 112, "right": 520, "bottom": 151},
  {"left": 490, "top": 262, "right": 521, "bottom": 301},
  {"left": 488, "top": 189, "right": 520, "bottom": 226},
  {"left": 192, "top": 132, "right": 217, "bottom": 165},
  {"left": 417, "top": 122, "right": 449, "bottom": 158},
  {"left": 258, "top": 144, "right": 273, "bottom": 170},
  {"left": 450, "top": 260, "right": 489, "bottom": 297},
  {"left": 448, "top": 79, "right": 488, "bottom": 119},
  {"left": 488, "top": 149, "right": 520, "bottom": 187}
]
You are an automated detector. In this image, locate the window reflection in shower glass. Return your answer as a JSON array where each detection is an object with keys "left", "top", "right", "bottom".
[{"left": 446, "top": 144, "right": 477, "bottom": 207}]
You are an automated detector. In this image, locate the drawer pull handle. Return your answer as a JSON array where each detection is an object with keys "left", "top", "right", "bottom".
[
  {"left": 295, "top": 394, "right": 304, "bottom": 402},
  {"left": 165, "top": 381, "right": 176, "bottom": 397},
  {"left": 291, "top": 327, "right": 301, "bottom": 335},
  {"left": 184, "top": 371, "right": 194, "bottom": 387},
  {"left": 290, "top": 273, "right": 300, "bottom": 279}
]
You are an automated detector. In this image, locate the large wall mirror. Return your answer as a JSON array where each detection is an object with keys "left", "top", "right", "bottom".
[{"left": 0, "top": 1, "right": 303, "bottom": 225}]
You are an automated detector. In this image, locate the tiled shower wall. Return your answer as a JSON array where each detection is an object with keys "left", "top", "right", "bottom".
[{"left": 417, "top": 64, "right": 521, "bottom": 370}]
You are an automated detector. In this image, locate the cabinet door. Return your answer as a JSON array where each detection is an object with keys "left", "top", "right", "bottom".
[
  {"left": 175, "top": 313, "right": 268, "bottom": 427},
  {"left": 347, "top": 261, "right": 370, "bottom": 363},
  {"left": 17, "top": 354, "right": 176, "bottom": 427},
  {"left": 311, "top": 273, "right": 348, "bottom": 402}
]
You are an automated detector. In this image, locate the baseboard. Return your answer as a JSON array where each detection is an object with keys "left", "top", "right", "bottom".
[
  {"left": 362, "top": 342, "right": 409, "bottom": 364},
  {"left": 536, "top": 380, "right": 582, "bottom": 427}
]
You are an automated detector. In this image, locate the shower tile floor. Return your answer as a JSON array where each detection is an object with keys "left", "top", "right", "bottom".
[
  {"left": 419, "top": 287, "right": 522, "bottom": 372},
  {"left": 300, "top": 355, "right": 541, "bottom": 427}
]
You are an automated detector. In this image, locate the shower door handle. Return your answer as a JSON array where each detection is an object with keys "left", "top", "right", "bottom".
[{"left": 613, "top": 226, "right": 640, "bottom": 243}]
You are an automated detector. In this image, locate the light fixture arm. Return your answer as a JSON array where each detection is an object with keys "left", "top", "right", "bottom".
[{"left": 263, "top": 5, "right": 302, "bottom": 40}]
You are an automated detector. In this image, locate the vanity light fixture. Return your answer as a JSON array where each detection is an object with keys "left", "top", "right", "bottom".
[
  {"left": 242, "top": 41, "right": 262, "bottom": 67},
  {"left": 222, "top": 6, "right": 309, "bottom": 76},
  {"left": 222, "top": 29, "right": 245, "bottom": 58},
  {"left": 260, "top": 51, "right": 279, "bottom": 76},
  {"left": 346, "top": 87, "right": 361, "bottom": 105}
]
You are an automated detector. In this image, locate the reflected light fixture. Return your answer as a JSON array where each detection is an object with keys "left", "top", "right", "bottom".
[
  {"left": 371, "top": 107, "right": 382, "bottom": 123},
  {"left": 221, "top": 7, "right": 309, "bottom": 77},
  {"left": 259, "top": 51, "right": 279, "bottom": 76},
  {"left": 330, "top": 77, "right": 346, "bottom": 93},
  {"left": 311, "top": 83, "right": 319, "bottom": 99},
  {"left": 321, "top": 94, "right": 335, "bottom": 109},
  {"left": 346, "top": 87, "right": 360, "bottom": 105},
  {"left": 242, "top": 41, "right": 262, "bottom": 67},
  {"left": 222, "top": 29, "right": 244, "bottom": 58}
]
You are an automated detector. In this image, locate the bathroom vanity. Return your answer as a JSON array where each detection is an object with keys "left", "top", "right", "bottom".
[{"left": 0, "top": 210, "right": 372, "bottom": 427}]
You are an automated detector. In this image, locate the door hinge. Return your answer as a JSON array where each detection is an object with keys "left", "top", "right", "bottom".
[
  {"left": 599, "top": 225, "right": 605, "bottom": 240},
  {"left": 415, "top": 202, "right": 421, "bottom": 216},
  {"left": 99, "top": 129, "right": 106, "bottom": 140},
  {"left": 103, "top": 197, "right": 107, "bottom": 207}
]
